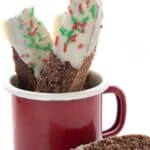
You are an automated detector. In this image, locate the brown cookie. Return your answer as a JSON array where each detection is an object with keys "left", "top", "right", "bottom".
[{"left": 72, "top": 135, "right": 150, "bottom": 150}]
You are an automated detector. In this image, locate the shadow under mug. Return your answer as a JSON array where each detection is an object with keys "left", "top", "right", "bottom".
[{"left": 6, "top": 71, "right": 126, "bottom": 150}]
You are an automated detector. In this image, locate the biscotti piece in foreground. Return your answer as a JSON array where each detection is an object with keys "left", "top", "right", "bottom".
[{"left": 72, "top": 135, "right": 150, "bottom": 150}]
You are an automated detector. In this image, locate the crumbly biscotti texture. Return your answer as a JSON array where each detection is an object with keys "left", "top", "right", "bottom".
[
  {"left": 72, "top": 135, "right": 150, "bottom": 150},
  {"left": 13, "top": 45, "right": 95, "bottom": 93},
  {"left": 13, "top": 48, "right": 36, "bottom": 91},
  {"left": 35, "top": 53, "right": 63, "bottom": 93},
  {"left": 36, "top": 51, "right": 95, "bottom": 93}
]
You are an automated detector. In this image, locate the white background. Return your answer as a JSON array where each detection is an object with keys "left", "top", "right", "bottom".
[{"left": 0, "top": 0, "right": 150, "bottom": 149}]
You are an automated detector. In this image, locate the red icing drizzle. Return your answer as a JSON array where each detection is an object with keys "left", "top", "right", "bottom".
[
  {"left": 78, "top": 43, "right": 84, "bottom": 49},
  {"left": 86, "top": 0, "right": 90, "bottom": 8},
  {"left": 78, "top": 23, "right": 86, "bottom": 32},
  {"left": 64, "top": 43, "right": 68, "bottom": 53},
  {"left": 30, "top": 19, "right": 34, "bottom": 28},
  {"left": 21, "top": 54, "right": 30, "bottom": 58},
  {"left": 42, "top": 58, "right": 49, "bottom": 63},
  {"left": 28, "top": 27, "right": 38, "bottom": 36},
  {"left": 55, "top": 36, "right": 59, "bottom": 46},
  {"left": 28, "top": 61, "right": 34, "bottom": 65},
  {"left": 72, "top": 23, "right": 78, "bottom": 30},
  {"left": 78, "top": 3, "right": 83, "bottom": 13},
  {"left": 78, "top": 23, "right": 86, "bottom": 28},
  {"left": 62, "top": 0, "right": 91, "bottom": 53},
  {"left": 68, "top": 6, "right": 73, "bottom": 15},
  {"left": 70, "top": 34, "right": 77, "bottom": 42},
  {"left": 72, "top": 23, "right": 86, "bottom": 32}
]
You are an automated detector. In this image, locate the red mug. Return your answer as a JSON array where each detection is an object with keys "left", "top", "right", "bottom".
[{"left": 6, "top": 71, "right": 126, "bottom": 150}]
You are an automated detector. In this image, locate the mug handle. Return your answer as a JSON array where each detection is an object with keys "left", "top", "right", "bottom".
[{"left": 102, "top": 86, "right": 127, "bottom": 138}]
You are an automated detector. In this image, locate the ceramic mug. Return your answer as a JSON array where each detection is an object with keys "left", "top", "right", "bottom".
[{"left": 6, "top": 71, "right": 126, "bottom": 150}]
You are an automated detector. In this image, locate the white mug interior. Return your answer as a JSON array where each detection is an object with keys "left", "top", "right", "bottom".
[{"left": 5, "top": 71, "right": 108, "bottom": 101}]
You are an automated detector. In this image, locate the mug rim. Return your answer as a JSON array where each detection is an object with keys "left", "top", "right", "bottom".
[{"left": 5, "top": 71, "right": 108, "bottom": 101}]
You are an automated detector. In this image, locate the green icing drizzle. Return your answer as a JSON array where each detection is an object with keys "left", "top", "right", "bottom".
[
  {"left": 30, "top": 7, "right": 34, "bottom": 17},
  {"left": 37, "top": 21, "right": 42, "bottom": 26},
  {"left": 36, "top": 43, "right": 52, "bottom": 51},
  {"left": 37, "top": 32, "right": 43, "bottom": 42},
  {"left": 66, "top": 29, "right": 74, "bottom": 43},
  {"left": 27, "top": 43, "right": 35, "bottom": 48},
  {"left": 24, "top": 35, "right": 35, "bottom": 43},
  {"left": 58, "top": 2, "right": 98, "bottom": 52},
  {"left": 18, "top": 8, "right": 53, "bottom": 52},
  {"left": 71, "top": 16, "right": 78, "bottom": 24},
  {"left": 77, "top": 28, "right": 82, "bottom": 33},
  {"left": 43, "top": 43, "right": 52, "bottom": 51},
  {"left": 59, "top": 26, "right": 67, "bottom": 36},
  {"left": 82, "top": 16, "right": 89, "bottom": 23},
  {"left": 66, "top": 29, "right": 74, "bottom": 37},
  {"left": 24, "top": 29, "right": 52, "bottom": 51},
  {"left": 90, "top": 5, "right": 96, "bottom": 18}
]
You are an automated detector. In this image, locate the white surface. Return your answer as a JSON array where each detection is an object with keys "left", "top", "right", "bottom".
[{"left": 1, "top": 0, "right": 150, "bottom": 149}]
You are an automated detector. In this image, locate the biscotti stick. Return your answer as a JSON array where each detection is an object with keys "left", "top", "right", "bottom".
[
  {"left": 55, "top": 0, "right": 103, "bottom": 92},
  {"left": 5, "top": 8, "right": 53, "bottom": 90}
]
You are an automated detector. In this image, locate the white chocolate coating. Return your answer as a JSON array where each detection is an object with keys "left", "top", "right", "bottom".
[
  {"left": 5, "top": 8, "right": 53, "bottom": 78},
  {"left": 54, "top": 0, "right": 103, "bottom": 69}
]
